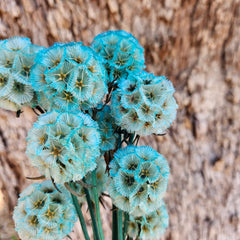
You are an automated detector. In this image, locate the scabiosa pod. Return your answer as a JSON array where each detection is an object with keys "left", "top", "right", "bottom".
[
  {"left": 30, "top": 42, "right": 108, "bottom": 112},
  {"left": 108, "top": 145, "right": 169, "bottom": 216},
  {"left": 1, "top": 36, "right": 30, "bottom": 53},
  {"left": 26, "top": 110, "right": 101, "bottom": 184},
  {"left": 91, "top": 30, "right": 145, "bottom": 83},
  {"left": 110, "top": 71, "right": 178, "bottom": 136},
  {"left": 13, "top": 180, "right": 77, "bottom": 240},
  {"left": 0, "top": 36, "right": 44, "bottom": 111},
  {"left": 127, "top": 201, "right": 169, "bottom": 240}
]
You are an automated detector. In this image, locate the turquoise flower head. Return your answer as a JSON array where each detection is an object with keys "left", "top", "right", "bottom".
[
  {"left": 0, "top": 36, "right": 44, "bottom": 111},
  {"left": 26, "top": 110, "right": 101, "bottom": 184},
  {"left": 30, "top": 42, "right": 108, "bottom": 112},
  {"left": 91, "top": 30, "right": 145, "bottom": 83},
  {"left": 108, "top": 145, "right": 169, "bottom": 216},
  {"left": 111, "top": 71, "right": 178, "bottom": 135},
  {"left": 13, "top": 180, "right": 77, "bottom": 240},
  {"left": 127, "top": 201, "right": 169, "bottom": 239}
]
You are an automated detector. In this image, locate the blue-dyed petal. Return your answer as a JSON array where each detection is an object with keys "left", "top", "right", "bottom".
[
  {"left": 8, "top": 79, "right": 33, "bottom": 104},
  {"left": 2, "top": 36, "right": 31, "bottom": 52}
]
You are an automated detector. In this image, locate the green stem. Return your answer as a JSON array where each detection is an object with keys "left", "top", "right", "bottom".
[
  {"left": 70, "top": 193, "right": 90, "bottom": 240},
  {"left": 117, "top": 209, "right": 123, "bottom": 240},
  {"left": 84, "top": 186, "right": 100, "bottom": 240},
  {"left": 92, "top": 170, "right": 104, "bottom": 240},
  {"left": 128, "top": 133, "right": 135, "bottom": 145},
  {"left": 123, "top": 212, "right": 129, "bottom": 240},
  {"left": 117, "top": 133, "right": 122, "bottom": 148},
  {"left": 112, "top": 204, "right": 118, "bottom": 240}
]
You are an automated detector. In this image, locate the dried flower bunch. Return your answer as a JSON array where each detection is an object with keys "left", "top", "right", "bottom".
[{"left": 0, "top": 31, "right": 178, "bottom": 240}]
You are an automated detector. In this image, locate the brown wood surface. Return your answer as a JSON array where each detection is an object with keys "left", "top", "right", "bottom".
[{"left": 0, "top": 0, "right": 239, "bottom": 239}]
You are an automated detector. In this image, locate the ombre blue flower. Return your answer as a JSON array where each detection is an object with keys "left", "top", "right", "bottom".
[
  {"left": 1, "top": 36, "right": 31, "bottom": 53},
  {"left": 127, "top": 201, "right": 169, "bottom": 239},
  {"left": 13, "top": 180, "right": 77, "bottom": 240},
  {"left": 26, "top": 110, "right": 101, "bottom": 184},
  {"left": 108, "top": 145, "right": 169, "bottom": 216},
  {"left": 91, "top": 30, "right": 145, "bottom": 83},
  {"left": 0, "top": 36, "right": 44, "bottom": 111},
  {"left": 12, "top": 54, "right": 36, "bottom": 85},
  {"left": 31, "top": 42, "right": 108, "bottom": 112},
  {"left": 111, "top": 71, "right": 178, "bottom": 136},
  {"left": 0, "top": 49, "right": 16, "bottom": 69},
  {"left": 8, "top": 79, "right": 34, "bottom": 104},
  {"left": 0, "top": 68, "right": 13, "bottom": 96}
]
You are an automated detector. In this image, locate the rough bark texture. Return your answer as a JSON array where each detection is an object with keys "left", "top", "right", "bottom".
[{"left": 0, "top": 0, "right": 239, "bottom": 239}]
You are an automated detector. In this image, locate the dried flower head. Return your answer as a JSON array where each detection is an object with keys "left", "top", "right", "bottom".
[
  {"left": 0, "top": 36, "right": 44, "bottom": 111},
  {"left": 91, "top": 30, "right": 145, "bottom": 83},
  {"left": 127, "top": 201, "right": 169, "bottom": 239},
  {"left": 26, "top": 110, "right": 101, "bottom": 183},
  {"left": 13, "top": 180, "right": 77, "bottom": 240},
  {"left": 30, "top": 42, "right": 108, "bottom": 111},
  {"left": 108, "top": 145, "right": 169, "bottom": 216},
  {"left": 111, "top": 71, "right": 178, "bottom": 136}
]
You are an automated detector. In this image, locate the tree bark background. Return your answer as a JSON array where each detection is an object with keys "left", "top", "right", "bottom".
[{"left": 0, "top": 0, "right": 239, "bottom": 239}]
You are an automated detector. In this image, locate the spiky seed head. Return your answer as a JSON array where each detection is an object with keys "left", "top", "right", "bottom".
[
  {"left": 26, "top": 110, "right": 101, "bottom": 184},
  {"left": 13, "top": 180, "right": 77, "bottom": 240},
  {"left": 108, "top": 145, "right": 169, "bottom": 216}
]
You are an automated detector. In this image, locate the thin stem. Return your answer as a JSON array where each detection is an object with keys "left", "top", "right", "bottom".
[
  {"left": 112, "top": 204, "right": 118, "bottom": 240},
  {"left": 128, "top": 133, "right": 135, "bottom": 145},
  {"left": 135, "top": 136, "right": 140, "bottom": 146},
  {"left": 70, "top": 193, "right": 90, "bottom": 240},
  {"left": 84, "top": 186, "right": 100, "bottom": 240},
  {"left": 32, "top": 107, "right": 40, "bottom": 116},
  {"left": 112, "top": 135, "right": 123, "bottom": 240},
  {"left": 50, "top": 175, "right": 62, "bottom": 193},
  {"left": 117, "top": 209, "right": 123, "bottom": 240},
  {"left": 117, "top": 133, "right": 122, "bottom": 148},
  {"left": 133, "top": 135, "right": 140, "bottom": 145},
  {"left": 65, "top": 182, "right": 85, "bottom": 197},
  {"left": 95, "top": 82, "right": 114, "bottom": 113},
  {"left": 36, "top": 105, "right": 46, "bottom": 114},
  {"left": 123, "top": 212, "right": 129, "bottom": 240},
  {"left": 26, "top": 175, "right": 45, "bottom": 180},
  {"left": 92, "top": 170, "right": 105, "bottom": 240},
  {"left": 127, "top": 236, "right": 133, "bottom": 240}
]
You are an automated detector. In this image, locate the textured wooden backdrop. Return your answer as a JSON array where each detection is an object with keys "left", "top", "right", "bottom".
[{"left": 0, "top": 0, "right": 239, "bottom": 239}]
